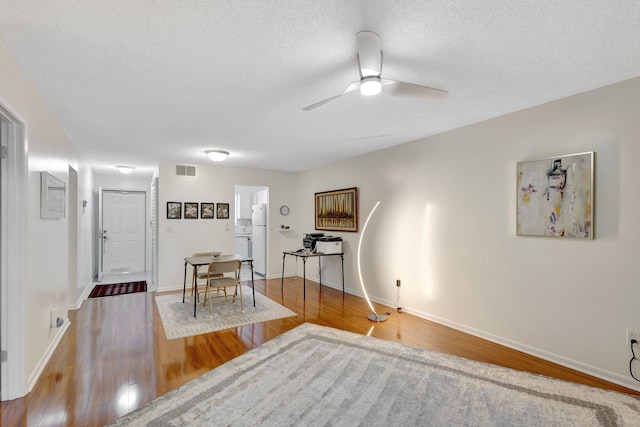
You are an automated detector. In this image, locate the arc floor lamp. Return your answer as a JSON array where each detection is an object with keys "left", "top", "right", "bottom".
[{"left": 357, "top": 200, "right": 387, "bottom": 322}]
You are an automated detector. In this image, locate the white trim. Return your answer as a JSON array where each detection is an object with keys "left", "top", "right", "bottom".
[
  {"left": 156, "top": 284, "right": 184, "bottom": 293},
  {"left": 68, "top": 279, "right": 94, "bottom": 311},
  {"left": 403, "top": 307, "right": 640, "bottom": 393},
  {"left": 26, "top": 320, "right": 70, "bottom": 393},
  {"left": 0, "top": 101, "right": 27, "bottom": 400},
  {"left": 300, "top": 273, "right": 640, "bottom": 392},
  {"left": 150, "top": 177, "right": 159, "bottom": 292},
  {"left": 159, "top": 270, "right": 640, "bottom": 392}
]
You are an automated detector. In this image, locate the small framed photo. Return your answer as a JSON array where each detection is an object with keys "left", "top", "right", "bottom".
[
  {"left": 184, "top": 202, "right": 198, "bottom": 219},
  {"left": 216, "top": 203, "right": 230, "bottom": 219},
  {"left": 167, "top": 202, "right": 182, "bottom": 219},
  {"left": 201, "top": 203, "right": 214, "bottom": 219}
]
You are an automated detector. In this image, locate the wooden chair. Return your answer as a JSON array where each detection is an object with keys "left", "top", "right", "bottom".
[{"left": 198, "top": 259, "right": 243, "bottom": 318}]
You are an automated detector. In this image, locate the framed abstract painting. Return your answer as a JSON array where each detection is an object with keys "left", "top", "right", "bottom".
[
  {"left": 315, "top": 187, "right": 358, "bottom": 232},
  {"left": 40, "top": 172, "right": 65, "bottom": 219},
  {"left": 516, "top": 152, "right": 594, "bottom": 239}
]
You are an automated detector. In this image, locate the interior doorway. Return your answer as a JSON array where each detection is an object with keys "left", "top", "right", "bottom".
[
  {"left": 98, "top": 190, "right": 147, "bottom": 282},
  {"left": 234, "top": 185, "right": 269, "bottom": 277},
  {"left": 0, "top": 102, "right": 27, "bottom": 400}
]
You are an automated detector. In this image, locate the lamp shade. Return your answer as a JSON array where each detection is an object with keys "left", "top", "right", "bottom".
[{"left": 205, "top": 150, "right": 230, "bottom": 162}]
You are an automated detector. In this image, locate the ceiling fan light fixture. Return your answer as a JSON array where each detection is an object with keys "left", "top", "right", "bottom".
[
  {"left": 302, "top": 31, "right": 447, "bottom": 111},
  {"left": 116, "top": 165, "right": 135, "bottom": 174},
  {"left": 360, "top": 76, "right": 382, "bottom": 96},
  {"left": 205, "top": 150, "right": 230, "bottom": 162}
]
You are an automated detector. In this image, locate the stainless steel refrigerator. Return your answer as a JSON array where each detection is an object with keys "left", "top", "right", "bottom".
[{"left": 251, "top": 204, "right": 267, "bottom": 275}]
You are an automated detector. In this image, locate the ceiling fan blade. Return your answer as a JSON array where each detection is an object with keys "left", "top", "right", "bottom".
[
  {"left": 303, "top": 81, "right": 361, "bottom": 111},
  {"left": 356, "top": 31, "right": 381, "bottom": 77},
  {"left": 382, "top": 79, "right": 448, "bottom": 100}
]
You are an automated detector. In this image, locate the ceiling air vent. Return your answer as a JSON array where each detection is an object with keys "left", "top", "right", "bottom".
[{"left": 175, "top": 164, "right": 197, "bottom": 177}]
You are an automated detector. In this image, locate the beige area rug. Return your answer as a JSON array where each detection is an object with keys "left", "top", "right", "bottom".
[
  {"left": 155, "top": 286, "right": 297, "bottom": 339},
  {"left": 110, "top": 322, "right": 640, "bottom": 426}
]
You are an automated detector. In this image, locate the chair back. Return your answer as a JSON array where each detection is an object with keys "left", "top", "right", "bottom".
[{"left": 208, "top": 259, "right": 241, "bottom": 277}]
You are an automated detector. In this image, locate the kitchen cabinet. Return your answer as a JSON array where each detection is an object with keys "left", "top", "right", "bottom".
[
  {"left": 238, "top": 189, "right": 253, "bottom": 218},
  {"left": 234, "top": 235, "right": 251, "bottom": 259}
]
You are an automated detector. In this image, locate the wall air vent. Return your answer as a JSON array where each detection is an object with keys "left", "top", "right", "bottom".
[{"left": 175, "top": 165, "right": 197, "bottom": 177}]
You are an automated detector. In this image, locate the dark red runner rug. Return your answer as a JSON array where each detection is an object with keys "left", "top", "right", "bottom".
[{"left": 89, "top": 281, "right": 147, "bottom": 298}]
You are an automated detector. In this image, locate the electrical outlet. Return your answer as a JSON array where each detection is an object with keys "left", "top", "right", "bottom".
[
  {"left": 627, "top": 328, "right": 640, "bottom": 344},
  {"left": 396, "top": 279, "right": 401, "bottom": 287}
]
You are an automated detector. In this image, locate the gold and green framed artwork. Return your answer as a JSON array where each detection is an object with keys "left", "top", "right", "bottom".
[{"left": 315, "top": 187, "right": 358, "bottom": 232}]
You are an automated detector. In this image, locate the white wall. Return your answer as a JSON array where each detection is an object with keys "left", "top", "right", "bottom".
[
  {"left": 0, "top": 41, "right": 94, "bottom": 393},
  {"left": 157, "top": 162, "right": 299, "bottom": 290},
  {"left": 297, "top": 77, "right": 640, "bottom": 391},
  {"left": 76, "top": 164, "right": 96, "bottom": 301},
  {"left": 63, "top": 163, "right": 96, "bottom": 309}
]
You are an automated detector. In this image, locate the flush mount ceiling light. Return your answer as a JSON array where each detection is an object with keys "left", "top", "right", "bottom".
[
  {"left": 116, "top": 165, "right": 135, "bottom": 174},
  {"left": 205, "top": 150, "right": 230, "bottom": 162}
]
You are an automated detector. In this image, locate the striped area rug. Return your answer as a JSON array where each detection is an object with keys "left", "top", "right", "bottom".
[
  {"left": 154, "top": 286, "right": 297, "bottom": 339},
  {"left": 89, "top": 281, "right": 147, "bottom": 298},
  {"left": 109, "top": 323, "right": 640, "bottom": 426}
]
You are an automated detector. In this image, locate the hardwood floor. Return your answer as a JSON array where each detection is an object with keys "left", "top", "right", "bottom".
[{"left": 1, "top": 277, "right": 638, "bottom": 426}]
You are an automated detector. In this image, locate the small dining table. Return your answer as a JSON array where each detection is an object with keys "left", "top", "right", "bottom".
[{"left": 182, "top": 253, "right": 255, "bottom": 317}]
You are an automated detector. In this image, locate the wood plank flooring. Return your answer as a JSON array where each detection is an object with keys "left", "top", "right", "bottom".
[{"left": 1, "top": 277, "right": 638, "bottom": 426}]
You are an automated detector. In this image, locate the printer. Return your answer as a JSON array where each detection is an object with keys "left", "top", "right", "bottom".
[
  {"left": 315, "top": 235, "right": 343, "bottom": 254},
  {"left": 303, "top": 233, "right": 325, "bottom": 251}
]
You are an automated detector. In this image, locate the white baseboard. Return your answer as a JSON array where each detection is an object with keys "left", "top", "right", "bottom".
[
  {"left": 156, "top": 284, "right": 185, "bottom": 293},
  {"left": 27, "top": 320, "right": 70, "bottom": 393},
  {"left": 160, "top": 273, "right": 640, "bottom": 392},
  {"left": 403, "top": 307, "right": 640, "bottom": 393},
  {"left": 297, "top": 273, "right": 640, "bottom": 393},
  {"left": 68, "top": 279, "right": 94, "bottom": 311}
]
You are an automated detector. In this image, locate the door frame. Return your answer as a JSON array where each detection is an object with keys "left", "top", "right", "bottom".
[
  {"left": 0, "top": 101, "right": 27, "bottom": 400},
  {"left": 97, "top": 187, "right": 104, "bottom": 282},
  {"left": 67, "top": 166, "right": 78, "bottom": 306},
  {"left": 98, "top": 189, "right": 148, "bottom": 280}
]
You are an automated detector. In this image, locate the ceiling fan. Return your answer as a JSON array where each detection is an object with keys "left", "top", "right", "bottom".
[{"left": 303, "top": 31, "right": 448, "bottom": 111}]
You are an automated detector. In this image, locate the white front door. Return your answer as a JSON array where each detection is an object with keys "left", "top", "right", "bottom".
[{"left": 102, "top": 191, "right": 146, "bottom": 274}]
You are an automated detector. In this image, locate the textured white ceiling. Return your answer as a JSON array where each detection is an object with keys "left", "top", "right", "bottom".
[{"left": 1, "top": 1, "right": 640, "bottom": 174}]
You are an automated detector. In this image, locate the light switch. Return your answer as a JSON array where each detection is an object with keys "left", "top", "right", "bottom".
[{"left": 167, "top": 226, "right": 172, "bottom": 233}]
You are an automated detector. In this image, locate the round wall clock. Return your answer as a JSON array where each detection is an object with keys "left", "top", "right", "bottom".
[{"left": 280, "top": 205, "right": 290, "bottom": 216}]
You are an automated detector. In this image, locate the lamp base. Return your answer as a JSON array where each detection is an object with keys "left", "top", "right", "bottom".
[{"left": 367, "top": 313, "right": 388, "bottom": 322}]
